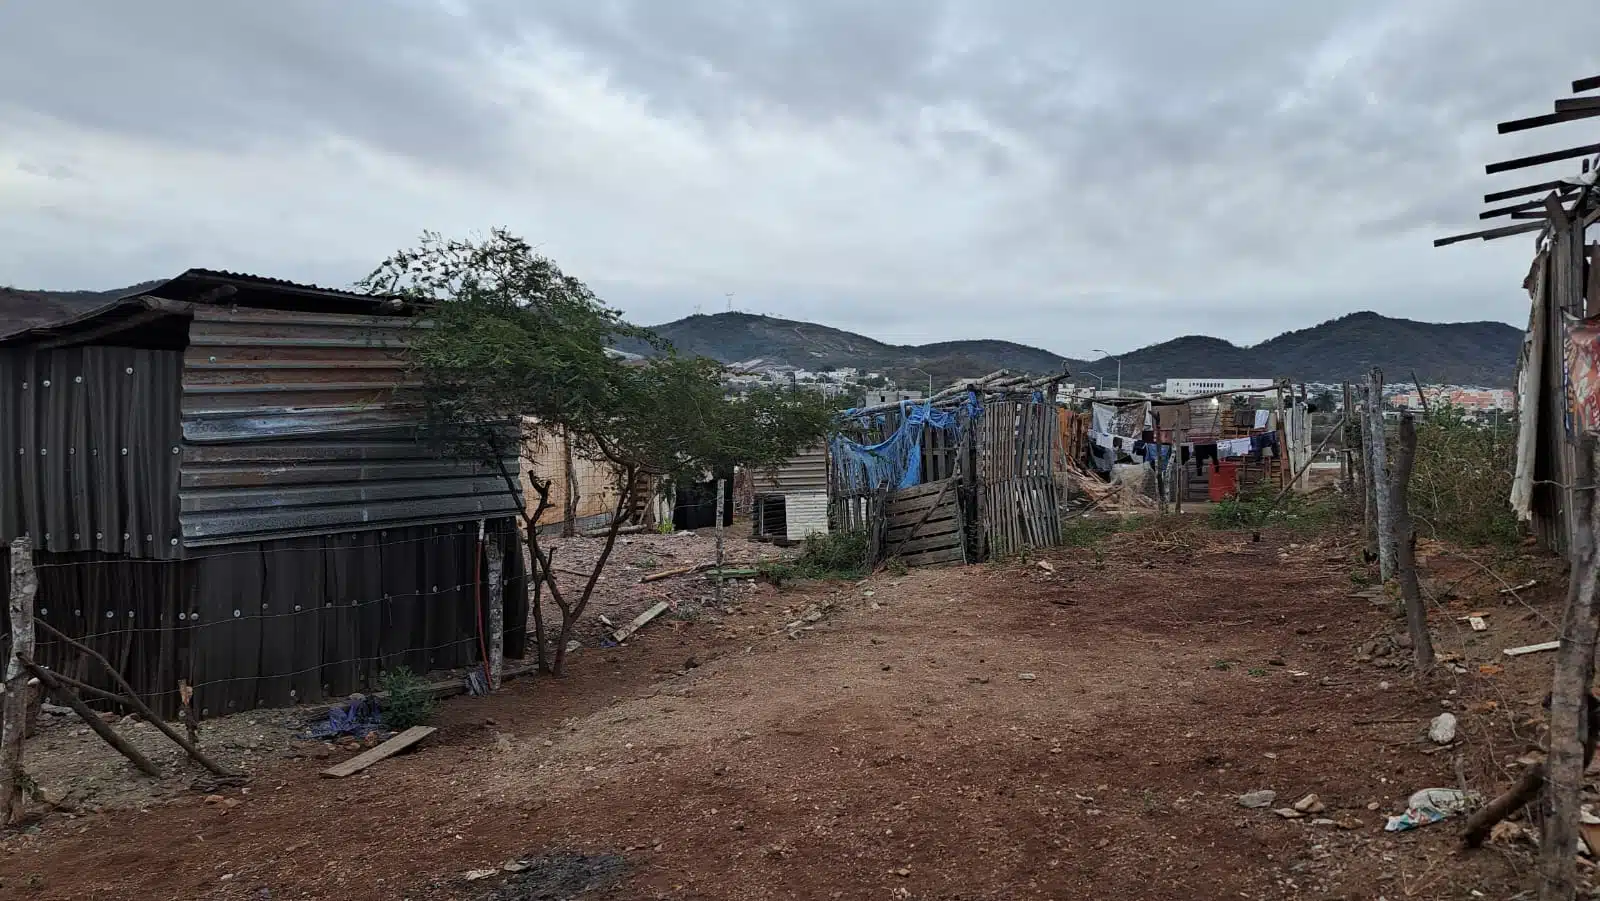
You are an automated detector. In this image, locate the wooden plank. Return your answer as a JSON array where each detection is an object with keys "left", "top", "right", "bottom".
[
  {"left": 1576, "top": 75, "right": 1600, "bottom": 93},
  {"left": 899, "top": 545, "right": 966, "bottom": 567},
  {"left": 1504, "top": 640, "right": 1561, "bottom": 657},
  {"left": 888, "top": 531, "right": 965, "bottom": 557},
  {"left": 886, "top": 520, "right": 960, "bottom": 544},
  {"left": 1500, "top": 109, "right": 1600, "bottom": 134},
  {"left": 1555, "top": 97, "right": 1600, "bottom": 113},
  {"left": 612, "top": 600, "right": 670, "bottom": 643},
  {"left": 884, "top": 493, "right": 951, "bottom": 518},
  {"left": 1435, "top": 221, "right": 1547, "bottom": 247},
  {"left": 321, "top": 725, "right": 436, "bottom": 778},
  {"left": 1487, "top": 143, "right": 1600, "bottom": 175},
  {"left": 887, "top": 506, "right": 959, "bottom": 529},
  {"left": 1486, "top": 180, "right": 1569, "bottom": 204},
  {"left": 890, "top": 479, "right": 953, "bottom": 502}
]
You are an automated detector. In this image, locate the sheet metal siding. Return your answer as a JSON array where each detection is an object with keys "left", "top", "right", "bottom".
[
  {"left": 784, "top": 490, "right": 830, "bottom": 541},
  {"left": 0, "top": 522, "right": 527, "bottom": 718},
  {"left": 178, "top": 306, "right": 520, "bottom": 546},
  {"left": 750, "top": 447, "right": 828, "bottom": 493},
  {"left": 0, "top": 347, "right": 183, "bottom": 558}
]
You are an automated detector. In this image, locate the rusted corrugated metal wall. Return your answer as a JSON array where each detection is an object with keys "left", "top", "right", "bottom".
[
  {"left": 177, "top": 305, "right": 520, "bottom": 546},
  {"left": 0, "top": 346, "right": 184, "bottom": 558},
  {"left": 0, "top": 522, "right": 526, "bottom": 718}
]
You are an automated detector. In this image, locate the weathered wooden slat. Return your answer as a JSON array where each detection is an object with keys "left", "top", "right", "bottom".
[
  {"left": 321, "top": 725, "right": 436, "bottom": 778},
  {"left": 898, "top": 545, "right": 966, "bottom": 567},
  {"left": 886, "top": 520, "right": 961, "bottom": 544},
  {"left": 889, "top": 531, "right": 965, "bottom": 556}
]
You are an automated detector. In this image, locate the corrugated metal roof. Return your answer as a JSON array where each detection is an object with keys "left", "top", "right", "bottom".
[{"left": 750, "top": 446, "right": 828, "bottom": 493}]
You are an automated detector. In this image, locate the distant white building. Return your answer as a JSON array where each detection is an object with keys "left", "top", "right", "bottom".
[
  {"left": 863, "top": 388, "right": 925, "bottom": 406},
  {"left": 1164, "top": 378, "right": 1276, "bottom": 397}
]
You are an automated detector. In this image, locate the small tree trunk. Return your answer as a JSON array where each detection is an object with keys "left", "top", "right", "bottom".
[
  {"left": 561, "top": 427, "right": 578, "bottom": 538},
  {"left": 522, "top": 524, "right": 549, "bottom": 673},
  {"left": 486, "top": 529, "right": 505, "bottom": 690},
  {"left": 1390, "top": 413, "right": 1434, "bottom": 670},
  {"left": 1540, "top": 437, "right": 1600, "bottom": 900},
  {"left": 2, "top": 536, "right": 38, "bottom": 824},
  {"left": 551, "top": 467, "right": 638, "bottom": 677},
  {"left": 1366, "top": 371, "right": 1396, "bottom": 580}
]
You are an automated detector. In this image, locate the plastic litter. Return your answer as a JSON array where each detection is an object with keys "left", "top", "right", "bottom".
[
  {"left": 303, "top": 696, "right": 386, "bottom": 741},
  {"left": 1384, "top": 787, "right": 1480, "bottom": 832}
]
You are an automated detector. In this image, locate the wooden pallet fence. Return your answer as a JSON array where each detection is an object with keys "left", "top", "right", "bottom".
[{"left": 878, "top": 478, "right": 965, "bottom": 567}]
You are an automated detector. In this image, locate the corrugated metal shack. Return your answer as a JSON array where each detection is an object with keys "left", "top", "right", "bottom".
[
  {"left": 750, "top": 446, "right": 829, "bottom": 543},
  {"left": 0, "top": 270, "right": 525, "bottom": 717}
]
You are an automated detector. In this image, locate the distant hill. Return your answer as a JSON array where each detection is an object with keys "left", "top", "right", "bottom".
[
  {"left": 625, "top": 310, "right": 1524, "bottom": 388},
  {"left": 3, "top": 284, "right": 1523, "bottom": 387},
  {"left": 0, "top": 282, "right": 163, "bottom": 337}
]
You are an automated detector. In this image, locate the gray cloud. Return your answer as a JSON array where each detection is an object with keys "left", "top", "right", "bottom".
[{"left": 0, "top": 0, "right": 1596, "bottom": 357}]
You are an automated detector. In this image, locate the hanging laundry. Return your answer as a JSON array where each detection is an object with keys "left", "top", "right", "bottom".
[
  {"left": 1155, "top": 404, "right": 1192, "bottom": 431},
  {"left": 1193, "top": 443, "right": 1218, "bottom": 475},
  {"left": 1219, "top": 436, "right": 1253, "bottom": 458},
  {"left": 1254, "top": 409, "right": 1270, "bottom": 430}
]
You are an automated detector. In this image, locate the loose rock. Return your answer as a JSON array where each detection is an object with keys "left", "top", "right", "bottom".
[
  {"left": 1238, "top": 790, "right": 1276, "bottom": 809},
  {"left": 1293, "top": 793, "right": 1325, "bottom": 814},
  {"left": 1428, "top": 713, "right": 1457, "bottom": 745}
]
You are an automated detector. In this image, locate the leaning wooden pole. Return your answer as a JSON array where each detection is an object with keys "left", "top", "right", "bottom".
[
  {"left": 31, "top": 618, "right": 236, "bottom": 777},
  {"left": 2, "top": 536, "right": 37, "bottom": 824},
  {"left": 1540, "top": 436, "right": 1600, "bottom": 900},
  {"left": 486, "top": 529, "right": 505, "bottom": 691},
  {"left": 1366, "top": 370, "right": 1396, "bottom": 580},
  {"left": 1359, "top": 387, "right": 1377, "bottom": 561},
  {"left": 18, "top": 657, "right": 159, "bottom": 778},
  {"left": 1390, "top": 412, "right": 1435, "bottom": 670}
]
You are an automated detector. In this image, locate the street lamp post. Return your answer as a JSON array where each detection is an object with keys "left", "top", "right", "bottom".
[
  {"left": 910, "top": 367, "right": 934, "bottom": 399},
  {"left": 1080, "top": 372, "right": 1106, "bottom": 395},
  {"left": 1092, "top": 349, "right": 1121, "bottom": 397}
]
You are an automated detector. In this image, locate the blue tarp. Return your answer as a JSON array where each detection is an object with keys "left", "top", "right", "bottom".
[{"left": 831, "top": 395, "right": 979, "bottom": 493}]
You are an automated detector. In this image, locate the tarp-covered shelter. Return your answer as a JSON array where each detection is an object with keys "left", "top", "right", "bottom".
[{"left": 0, "top": 270, "right": 526, "bottom": 716}]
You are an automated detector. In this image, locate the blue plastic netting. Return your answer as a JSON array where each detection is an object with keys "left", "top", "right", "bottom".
[{"left": 831, "top": 395, "right": 979, "bottom": 493}]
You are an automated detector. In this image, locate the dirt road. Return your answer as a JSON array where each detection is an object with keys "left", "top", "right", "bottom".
[{"left": 0, "top": 524, "right": 1555, "bottom": 899}]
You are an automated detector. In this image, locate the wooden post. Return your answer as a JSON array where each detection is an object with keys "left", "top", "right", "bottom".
[
  {"left": 1390, "top": 413, "right": 1434, "bottom": 670},
  {"left": 1367, "top": 369, "right": 1396, "bottom": 581},
  {"left": 1360, "top": 386, "right": 1378, "bottom": 561},
  {"left": 1173, "top": 424, "right": 1186, "bottom": 514},
  {"left": 1341, "top": 381, "right": 1355, "bottom": 492},
  {"left": 486, "top": 528, "right": 505, "bottom": 691},
  {"left": 713, "top": 477, "right": 726, "bottom": 608},
  {"left": 1541, "top": 436, "right": 1600, "bottom": 900},
  {"left": 2, "top": 536, "right": 37, "bottom": 824}
]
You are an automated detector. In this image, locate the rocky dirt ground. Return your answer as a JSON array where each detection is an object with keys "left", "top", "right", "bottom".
[{"left": 0, "top": 519, "right": 1584, "bottom": 900}]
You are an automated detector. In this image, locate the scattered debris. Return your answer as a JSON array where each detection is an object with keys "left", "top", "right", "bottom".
[
  {"left": 1272, "top": 807, "right": 1304, "bottom": 819},
  {"left": 321, "top": 725, "right": 436, "bottom": 778},
  {"left": 1468, "top": 616, "right": 1488, "bottom": 632},
  {"left": 1017, "top": 673, "right": 1037, "bottom": 682},
  {"left": 1036, "top": 561, "right": 1055, "bottom": 573},
  {"left": 1503, "top": 640, "right": 1560, "bottom": 658},
  {"left": 1238, "top": 790, "right": 1277, "bottom": 809},
  {"left": 464, "top": 869, "right": 498, "bottom": 881},
  {"left": 1499, "top": 580, "right": 1538, "bottom": 595},
  {"left": 612, "top": 600, "right": 671, "bottom": 643},
  {"left": 1428, "top": 713, "right": 1458, "bottom": 745},
  {"left": 1384, "top": 787, "right": 1479, "bottom": 832}
]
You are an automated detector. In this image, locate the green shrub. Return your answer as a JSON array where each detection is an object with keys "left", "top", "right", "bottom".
[
  {"left": 760, "top": 530, "right": 869, "bottom": 584},
  {"left": 1409, "top": 405, "right": 1521, "bottom": 547},
  {"left": 379, "top": 666, "right": 437, "bottom": 730}
]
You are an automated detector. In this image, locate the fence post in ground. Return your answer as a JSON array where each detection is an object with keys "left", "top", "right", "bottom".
[
  {"left": 1366, "top": 369, "right": 1396, "bottom": 580},
  {"left": 713, "top": 477, "right": 727, "bottom": 608},
  {"left": 2, "top": 536, "right": 37, "bottom": 825},
  {"left": 1541, "top": 435, "right": 1600, "bottom": 900},
  {"left": 1341, "top": 381, "right": 1355, "bottom": 492},
  {"left": 1389, "top": 412, "right": 1434, "bottom": 670},
  {"left": 486, "top": 529, "right": 505, "bottom": 691},
  {"left": 1173, "top": 424, "right": 1186, "bottom": 515},
  {"left": 1359, "top": 386, "right": 1377, "bottom": 561}
]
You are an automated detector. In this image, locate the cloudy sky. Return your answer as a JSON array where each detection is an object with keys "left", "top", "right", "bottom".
[{"left": 1, "top": 1, "right": 1596, "bottom": 357}]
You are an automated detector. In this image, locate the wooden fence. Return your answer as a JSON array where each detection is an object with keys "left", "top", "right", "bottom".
[
  {"left": 978, "top": 400, "right": 1061, "bottom": 557},
  {"left": 877, "top": 478, "right": 965, "bottom": 567}
]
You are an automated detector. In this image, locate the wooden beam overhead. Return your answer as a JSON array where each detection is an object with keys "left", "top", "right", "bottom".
[
  {"left": 1554, "top": 97, "right": 1600, "bottom": 113},
  {"left": 1485, "top": 180, "right": 1568, "bottom": 204},
  {"left": 1499, "top": 107, "right": 1600, "bottom": 134},
  {"left": 1481, "top": 193, "right": 1576, "bottom": 219},
  {"left": 1434, "top": 220, "right": 1547, "bottom": 248},
  {"left": 1486, "top": 143, "right": 1600, "bottom": 175},
  {"left": 1573, "top": 75, "right": 1600, "bottom": 93}
]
